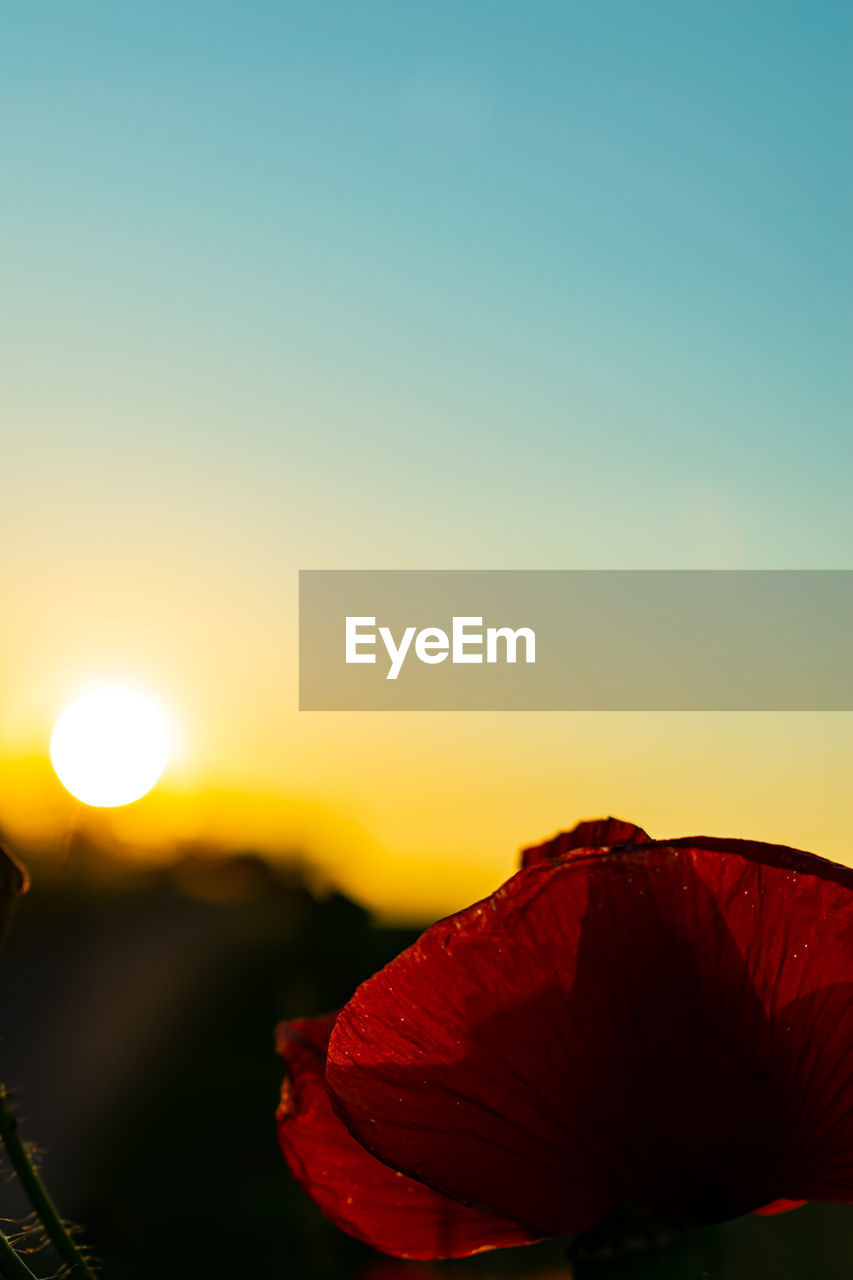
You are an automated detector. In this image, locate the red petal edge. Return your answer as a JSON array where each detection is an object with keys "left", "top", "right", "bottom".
[
  {"left": 275, "top": 1013, "right": 539, "bottom": 1259},
  {"left": 521, "top": 817, "right": 651, "bottom": 868},
  {"left": 754, "top": 1199, "right": 807, "bottom": 1216}
]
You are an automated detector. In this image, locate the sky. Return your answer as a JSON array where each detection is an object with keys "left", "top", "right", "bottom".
[{"left": 2, "top": 1, "right": 851, "bottom": 918}]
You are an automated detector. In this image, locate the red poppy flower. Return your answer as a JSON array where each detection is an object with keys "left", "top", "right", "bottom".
[
  {"left": 276, "top": 818, "right": 853, "bottom": 1258},
  {"left": 276, "top": 1013, "right": 538, "bottom": 1257}
]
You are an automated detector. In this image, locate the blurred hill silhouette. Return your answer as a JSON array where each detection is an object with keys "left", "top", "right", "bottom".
[{"left": 0, "top": 836, "right": 418, "bottom": 1278}]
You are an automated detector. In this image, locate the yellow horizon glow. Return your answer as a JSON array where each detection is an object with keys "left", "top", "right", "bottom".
[{"left": 2, "top": 705, "right": 850, "bottom": 923}]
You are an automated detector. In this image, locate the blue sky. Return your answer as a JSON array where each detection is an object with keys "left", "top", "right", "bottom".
[{"left": 5, "top": 0, "right": 851, "bottom": 573}]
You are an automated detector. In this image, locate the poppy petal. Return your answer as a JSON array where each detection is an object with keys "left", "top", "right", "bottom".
[
  {"left": 327, "top": 840, "right": 853, "bottom": 1235},
  {"left": 754, "top": 1199, "right": 807, "bottom": 1216},
  {"left": 276, "top": 1013, "right": 538, "bottom": 1259},
  {"left": 521, "top": 817, "right": 651, "bottom": 868}
]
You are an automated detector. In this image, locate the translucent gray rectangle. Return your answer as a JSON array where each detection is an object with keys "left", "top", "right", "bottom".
[{"left": 299, "top": 571, "right": 853, "bottom": 710}]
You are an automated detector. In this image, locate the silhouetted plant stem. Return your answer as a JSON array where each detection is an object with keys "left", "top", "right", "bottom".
[
  {"left": 0, "top": 1086, "right": 97, "bottom": 1280},
  {"left": 0, "top": 1229, "right": 39, "bottom": 1280}
]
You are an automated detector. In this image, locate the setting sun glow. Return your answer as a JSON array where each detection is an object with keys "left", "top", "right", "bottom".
[{"left": 49, "top": 688, "right": 170, "bottom": 808}]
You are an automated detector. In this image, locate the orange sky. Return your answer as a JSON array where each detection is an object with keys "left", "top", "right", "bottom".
[
  {"left": 2, "top": 662, "right": 851, "bottom": 921},
  {"left": 2, "top": 529, "right": 851, "bottom": 921}
]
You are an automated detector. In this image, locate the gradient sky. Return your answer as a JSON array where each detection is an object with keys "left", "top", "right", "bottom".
[{"left": 2, "top": 2, "right": 851, "bottom": 917}]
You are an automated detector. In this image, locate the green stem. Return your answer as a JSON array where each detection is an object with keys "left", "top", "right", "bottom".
[
  {"left": 0, "top": 1229, "right": 40, "bottom": 1280},
  {"left": 0, "top": 1085, "right": 97, "bottom": 1280}
]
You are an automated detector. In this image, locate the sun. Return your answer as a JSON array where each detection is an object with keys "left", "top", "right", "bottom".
[{"left": 50, "top": 687, "right": 170, "bottom": 808}]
